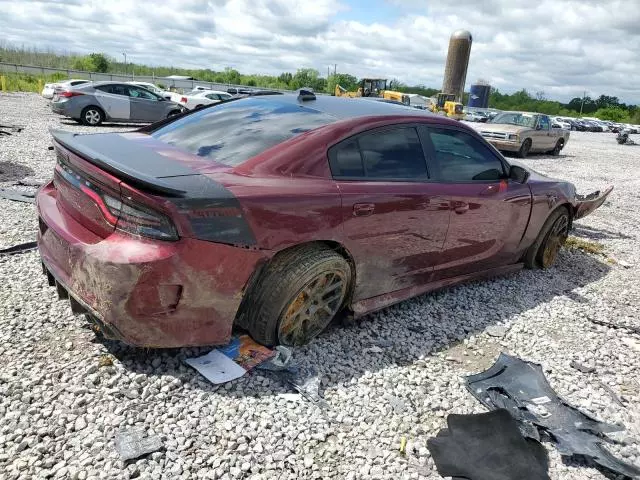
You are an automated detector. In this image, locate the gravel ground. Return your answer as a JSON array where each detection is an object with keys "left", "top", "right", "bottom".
[{"left": 0, "top": 92, "right": 639, "bottom": 480}]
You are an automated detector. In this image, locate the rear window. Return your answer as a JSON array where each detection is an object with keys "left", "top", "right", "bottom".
[{"left": 150, "top": 98, "right": 336, "bottom": 166}]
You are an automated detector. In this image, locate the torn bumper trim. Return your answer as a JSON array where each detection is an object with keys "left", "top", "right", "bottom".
[{"left": 574, "top": 186, "right": 613, "bottom": 220}]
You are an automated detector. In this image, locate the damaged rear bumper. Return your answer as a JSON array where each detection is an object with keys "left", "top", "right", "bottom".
[
  {"left": 574, "top": 186, "right": 613, "bottom": 219},
  {"left": 36, "top": 182, "right": 268, "bottom": 348}
]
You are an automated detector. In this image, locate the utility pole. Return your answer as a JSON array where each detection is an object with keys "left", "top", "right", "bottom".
[
  {"left": 334, "top": 64, "right": 337, "bottom": 76},
  {"left": 122, "top": 52, "right": 127, "bottom": 76},
  {"left": 327, "top": 66, "right": 330, "bottom": 79},
  {"left": 579, "top": 90, "right": 586, "bottom": 116}
]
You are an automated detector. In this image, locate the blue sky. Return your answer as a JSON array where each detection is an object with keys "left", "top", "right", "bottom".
[{"left": 1, "top": 0, "right": 639, "bottom": 103}]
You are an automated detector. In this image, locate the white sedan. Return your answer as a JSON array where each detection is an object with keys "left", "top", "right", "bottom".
[
  {"left": 172, "top": 90, "right": 233, "bottom": 110},
  {"left": 42, "top": 79, "right": 91, "bottom": 99}
]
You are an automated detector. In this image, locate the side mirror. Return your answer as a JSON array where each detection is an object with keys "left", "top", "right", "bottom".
[{"left": 509, "top": 165, "right": 530, "bottom": 184}]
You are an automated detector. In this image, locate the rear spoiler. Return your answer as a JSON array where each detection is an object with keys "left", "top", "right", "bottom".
[{"left": 50, "top": 129, "right": 186, "bottom": 197}]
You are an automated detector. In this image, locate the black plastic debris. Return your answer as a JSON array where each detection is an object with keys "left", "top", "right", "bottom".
[
  {"left": 0, "top": 123, "right": 23, "bottom": 136},
  {"left": 466, "top": 353, "right": 640, "bottom": 479},
  {"left": 0, "top": 241, "right": 38, "bottom": 256},
  {"left": 14, "top": 180, "right": 43, "bottom": 188},
  {"left": 427, "top": 409, "right": 550, "bottom": 480},
  {"left": 114, "top": 428, "right": 162, "bottom": 462},
  {"left": 0, "top": 188, "right": 36, "bottom": 203}
]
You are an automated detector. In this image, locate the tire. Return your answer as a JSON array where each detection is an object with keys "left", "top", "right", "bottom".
[
  {"left": 244, "top": 245, "right": 351, "bottom": 346},
  {"left": 80, "top": 106, "right": 104, "bottom": 126},
  {"left": 524, "top": 206, "right": 570, "bottom": 269},
  {"left": 551, "top": 139, "right": 564, "bottom": 156},
  {"left": 517, "top": 139, "right": 532, "bottom": 158}
]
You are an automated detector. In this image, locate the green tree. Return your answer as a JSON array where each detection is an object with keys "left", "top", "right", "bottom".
[
  {"left": 88, "top": 53, "right": 109, "bottom": 72},
  {"left": 594, "top": 107, "right": 629, "bottom": 122},
  {"left": 290, "top": 68, "right": 324, "bottom": 91},
  {"left": 326, "top": 73, "right": 358, "bottom": 94},
  {"left": 278, "top": 72, "right": 293, "bottom": 85}
]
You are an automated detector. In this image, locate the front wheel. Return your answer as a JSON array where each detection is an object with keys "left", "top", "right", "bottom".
[
  {"left": 245, "top": 245, "right": 351, "bottom": 346},
  {"left": 517, "top": 139, "right": 532, "bottom": 158},
  {"left": 524, "top": 207, "right": 570, "bottom": 269}
]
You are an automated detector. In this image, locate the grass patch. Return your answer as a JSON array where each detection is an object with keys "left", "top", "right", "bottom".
[
  {"left": 565, "top": 236, "right": 605, "bottom": 254},
  {"left": 0, "top": 72, "right": 69, "bottom": 93}
]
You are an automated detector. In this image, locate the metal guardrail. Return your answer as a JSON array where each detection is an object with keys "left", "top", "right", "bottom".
[{"left": 0, "top": 62, "right": 293, "bottom": 94}]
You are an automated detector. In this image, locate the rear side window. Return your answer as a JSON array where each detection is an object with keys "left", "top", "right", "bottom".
[
  {"left": 426, "top": 128, "right": 505, "bottom": 182},
  {"left": 329, "top": 127, "right": 428, "bottom": 179},
  {"left": 150, "top": 98, "right": 336, "bottom": 166}
]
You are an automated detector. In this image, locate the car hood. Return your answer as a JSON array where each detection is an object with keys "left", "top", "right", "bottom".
[{"left": 480, "top": 124, "right": 528, "bottom": 134}]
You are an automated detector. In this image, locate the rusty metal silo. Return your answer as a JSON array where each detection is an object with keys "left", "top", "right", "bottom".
[{"left": 442, "top": 30, "right": 472, "bottom": 103}]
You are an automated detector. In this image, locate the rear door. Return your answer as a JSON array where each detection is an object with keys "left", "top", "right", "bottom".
[
  {"left": 331, "top": 125, "right": 451, "bottom": 301},
  {"left": 421, "top": 126, "right": 532, "bottom": 280},
  {"left": 128, "top": 86, "right": 166, "bottom": 122},
  {"left": 94, "top": 84, "right": 131, "bottom": 120}
]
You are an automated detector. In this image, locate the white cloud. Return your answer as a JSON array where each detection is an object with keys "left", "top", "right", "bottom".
[{"left": 0, "top": 0, "right": 638, "bottom": 103}]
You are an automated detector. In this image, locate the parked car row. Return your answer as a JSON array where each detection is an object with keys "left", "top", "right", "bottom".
[{"left": 551, "top": 116, "right": 639, "bottom": 133}]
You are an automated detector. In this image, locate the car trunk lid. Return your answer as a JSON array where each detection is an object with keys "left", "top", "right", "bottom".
[{"left": 50, "top": 130, "right": 227, "bottom": 238}]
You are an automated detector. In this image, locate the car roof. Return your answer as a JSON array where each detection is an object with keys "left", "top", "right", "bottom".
[
  {"left": 245, "top": 94, "right": 433, "bottom": 120},
  {"left": 194, "top": 90, "right": 229, "bottom": 95}
]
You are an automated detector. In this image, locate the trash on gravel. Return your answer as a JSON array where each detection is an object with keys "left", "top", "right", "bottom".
[
  {"left": 284, "top": 365, "right": 328, "bottom": 409},
  {"left": 466, "top": 353, "right": 640, "bottom": 479},
  {"left": 0, "top": 123, "right": 23, "bottom": 136},
  {"left": 0, "top": 188, "right": 36, "bottom": 203},
  {"left": 185, "top": 349, "right": 247, "bottom": 384},
  {"left": 256, "top": 345, "right": 292, "bottom": 371},
  {"left": 114, "top": 427, "right": 163, "bottom": 462},
  {"left": 0, "top": 240, "right": 37, "bottom": 256},
  {"left": 587, "top": 318, "right": 640, "bottom": 336},
  {"left": 13, "top": 180, "right": 43, "bottom": 188},
  {"left": 427, "top": 409, "right": 550, "bottom": 480},
  {"left": 186, "top": 335, "right": 275, "bottom": 384},
  {"left": 216, "top": 335, "right": 275, "bottom": 370},
  {"left": 569, "top": 360, "right": 596, "bottom": 374}
]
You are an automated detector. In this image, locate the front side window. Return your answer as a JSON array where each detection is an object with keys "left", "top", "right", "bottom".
[
  {"left": 537, "top": 116, "right": 550, "bottom": 130},
  {"left": 128, "top": 87, "right": 158, "bottom": 100},
  {"left": 205, "top": 94, "right": 220, "bottom": 100},
  {"left": 426, "top": 128, "right": 505, "bottom": 182},
  {"left": 329, "top": 127, "right": 428, "bottom": 180}
]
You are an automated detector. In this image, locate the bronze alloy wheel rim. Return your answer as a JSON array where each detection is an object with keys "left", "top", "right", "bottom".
[
  {"left": 278, "top": 271, "right": 347, "bottom": 346},
  {"left": 542, "top": 215, "right": 569, "bottom": 267}
]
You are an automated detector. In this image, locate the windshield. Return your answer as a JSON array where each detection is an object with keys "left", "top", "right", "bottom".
[
  {"left": 151, "top": 97, "right": 336, "bottom": 166},
  {"left": 490, "top": 112, "right": 536, "bottom": 128}
]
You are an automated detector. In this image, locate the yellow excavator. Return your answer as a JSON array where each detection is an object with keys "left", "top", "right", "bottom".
[
  {"left": 429, "top": 92, "right": 464, "bottom": 120},
  {"left": 335, "top": 78, "right": 410, "bottom": 105}
]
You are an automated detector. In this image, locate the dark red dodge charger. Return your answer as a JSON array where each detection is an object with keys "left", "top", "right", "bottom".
[{"left": 37, "top": 90, "right": 612, "bottom": 347}]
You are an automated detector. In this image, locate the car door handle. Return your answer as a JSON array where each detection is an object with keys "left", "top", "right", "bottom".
[
  {"left": 353, "top": 203, "right": 375, "bottom": 216},
  {"left": 452, "top": 201, "right": 469, "bottom": 214}
]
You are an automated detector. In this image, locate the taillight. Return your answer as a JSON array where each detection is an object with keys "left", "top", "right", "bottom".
[
  {"left": 60, "top": 91, "right": 84, "bottom": 98},
  {"left": 180, "top": 97, "right": 187, "bottom": 103},
  {"left": 103, "top": 194, "right": 178, "bottom": 241},
  {"left": 56, "top": 159, "right": 178, "bottom": 241}
]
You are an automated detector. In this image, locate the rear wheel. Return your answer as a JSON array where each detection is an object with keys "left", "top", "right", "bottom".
[
  {"left": 551, "top": 139, "right": 564, "bottom": 156},
  {"left": 80, "top": 106, "right": 104, "bottom": 126},
  {"left": 524, "top": 207, "right": 570, "bottom": 269},
  {"left": 245, "top": 245, "right": 351, "bottom": 346},
  {"left": 518, "top": 139, "right": 532, "bottom": 158}
]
